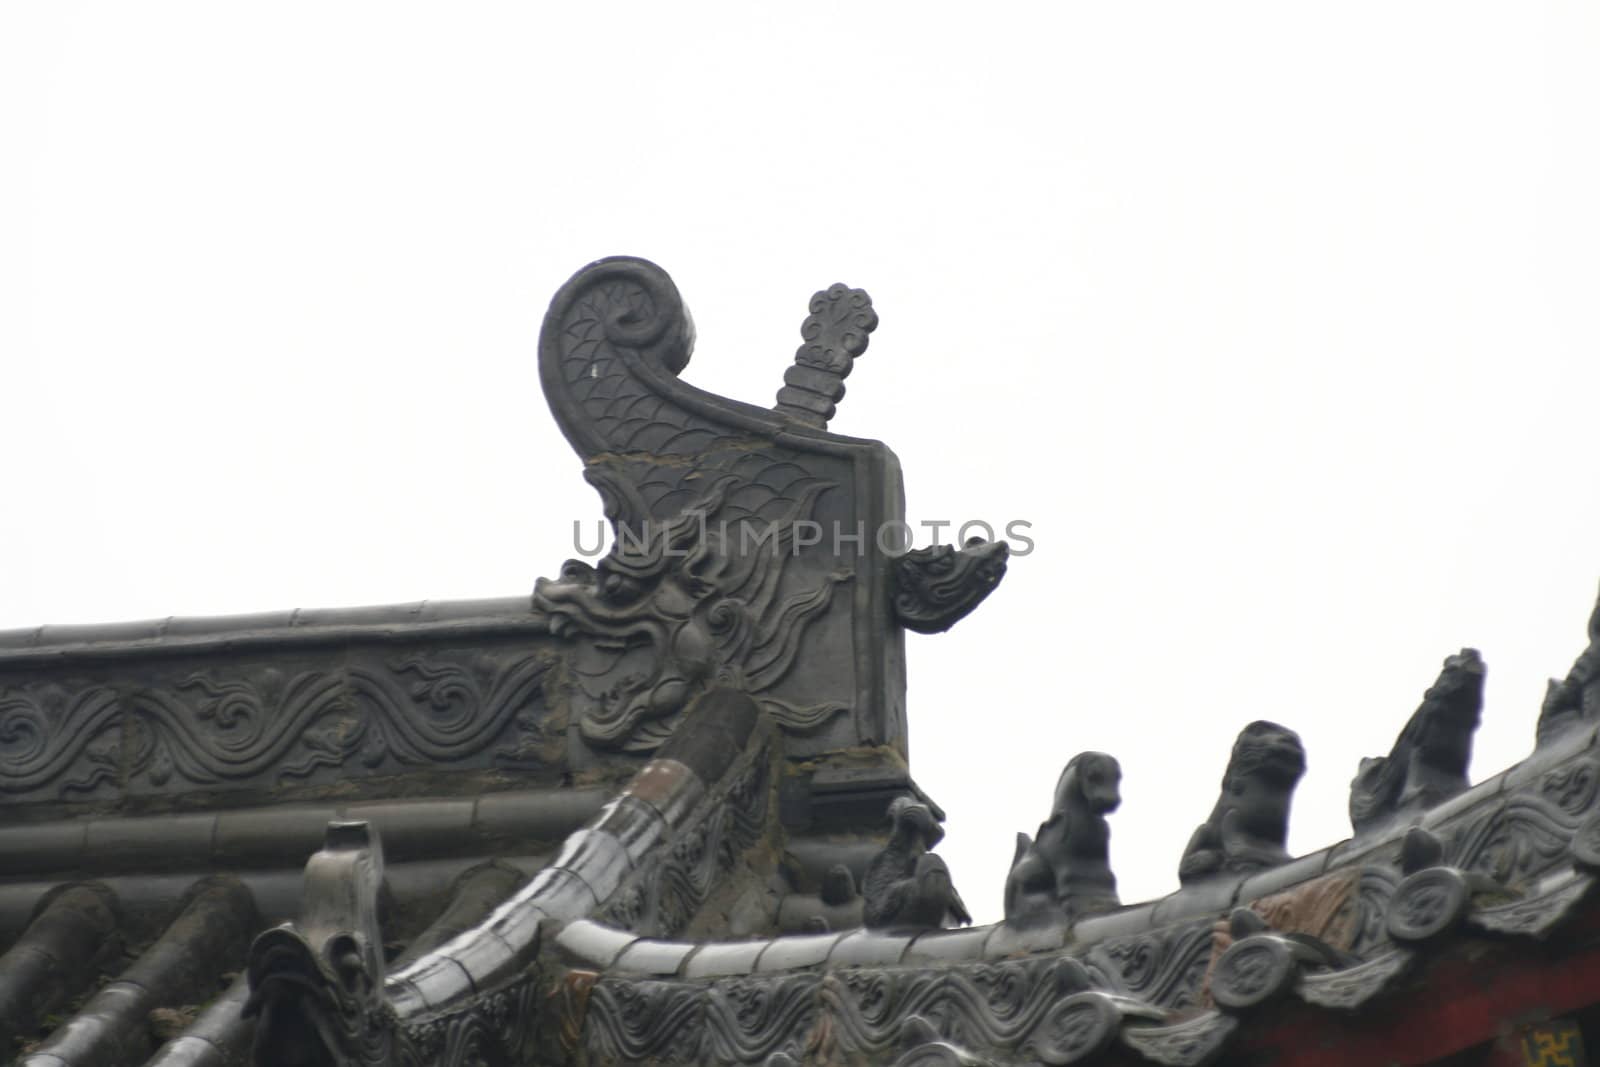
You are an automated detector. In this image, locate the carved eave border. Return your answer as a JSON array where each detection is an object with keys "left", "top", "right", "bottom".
[
  {"left": 548, "top": 723, "right": 1600, "bottom": 1066},
  {"left": 560, "top": 870, "right": 1600, "bottom": 1067}
]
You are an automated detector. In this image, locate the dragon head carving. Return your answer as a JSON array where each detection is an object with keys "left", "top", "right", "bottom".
[
  {"left": 533, "top": 478, "right": 850, "bottom": 751},
  {"left": 1350, "top": 649, "right": 1484, "bottom": 832},
  {"left": 244, "top": 926, "right": 392, "bottom": 1067},
  {"left": 891, "top": 538, "right": 1009, "bottom": 634},
  {"left": 244, "top": 820, "right": 395, "bottom": 1067}
]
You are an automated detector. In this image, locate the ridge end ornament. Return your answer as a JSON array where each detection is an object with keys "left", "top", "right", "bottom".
[
  {"left": 536, "top": 257, "right": 908, "bottom": 758},
  {"left": 536, "top": 256, "right": 1010, "bottom": 757},
  {"left": 891, "top": 538, "right": 1010, "bottom": 634}
]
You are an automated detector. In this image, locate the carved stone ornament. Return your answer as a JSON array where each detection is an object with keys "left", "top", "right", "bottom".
[
  {"left": 891, "top": 539, "right": 1010, "bottom": 634},
  {"left": 863, "top": 797, "right": 972, "bottom": 930},
  {"left": 1210, "top": 934, "right": 1297, "bottom": 1011},
  {"left": 584, "top": 955, "right": 1118, "bottom": 1066},
  {"left": 598, "top": 733, "right": 771, "bottom": 938},
  {"left": 1537, "top": 582, "right": 1600, "bottom": 745},
  {"left": 1574, "top": 810, "right": 1600, "bottom": 873},
  {"left": 0, "top": 648, "right": 554, "bottom": 804},
  {"left": 1033, "top": 992, "right": 1122, "bottom": 1064},
  {"left": 1004, "top": 752, "right": 1121, "bottom": 923},
  {"left": 1386, "top": 866, "right": 1472, "bottom": 942},
  {"left": 1383, "top": 828, "right": 1507, "bottom": 944},
  {"left": 1118, "top": 1012, "right": 1238, "bottom": 1067},
  {"left": 1467, "top": 870, "right": 1597, "bottom": 939},
  {"left": 397, "top": 976, "right": 542, "bottom": 1067},
  {"left": 889, "top": 1015, "right": 988, "bottom": 1067},
  {"left": 773, "top": 282, "right": 878, "bottom": 429},
  {"left": 26, "top": 254, "right": 1600, "bottom": 1067},
  {"left": 1179, "top": 721, "right": 1306, "bottom": 883},
  {"left": 532, "top": 256, "right": 1006, "bottom": 758},
  {"left": 1086, "top": 918, "right": 1218, "bottom": 1012},
  {"left": 244, "top": 821, "right": 399, "bottom": 1067},
  {"left": 0, "top": 256, "right": 1018, "bottom": 807},
  {"left": 531, "top": 481, "right": 849, "bottom": 752},
  {"left": 1349, "top": 649, "right": 1484, "bottom": 834},
  {"left": 1296, "top": 949, "right": 1416, "bottom": 1011}
]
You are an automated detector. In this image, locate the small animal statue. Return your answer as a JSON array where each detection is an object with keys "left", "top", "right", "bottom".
[
  {"left": 1003, "top": 752, "right": 1122, "bottom": 923},
  {"left": 1179, "top": 721, "right": 1306, "bottom": 884},
  {"left": 1349, "top": 649, "right": 1484, "bottom": 834},
  {"left": 1537, "top": 582, "right": 1600, "bottom": 745},
  {"left": 863, "top": 797, "right": 972, "bottom": 930}
]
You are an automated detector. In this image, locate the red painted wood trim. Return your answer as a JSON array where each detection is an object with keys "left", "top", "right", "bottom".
[{"left": 1227, "top": 909, "right": 1600, "bottom": 1066}]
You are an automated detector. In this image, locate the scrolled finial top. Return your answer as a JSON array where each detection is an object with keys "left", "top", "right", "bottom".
[{"left": 774, "top": 282, "right": 878, "bottom": 429}]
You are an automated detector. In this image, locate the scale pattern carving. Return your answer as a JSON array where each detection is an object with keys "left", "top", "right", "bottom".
[{"left": 545, "top": 262, "right": 833, "bottom": 529}]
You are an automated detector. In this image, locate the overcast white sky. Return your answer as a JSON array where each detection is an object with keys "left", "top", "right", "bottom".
[{"left": 3, "top": 3, "right": 1598, "bottom": 921}]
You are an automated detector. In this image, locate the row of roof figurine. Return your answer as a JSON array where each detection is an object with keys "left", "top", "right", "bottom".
[{"left": 860, "top": 593, "right": 1598, "bottom": 932}]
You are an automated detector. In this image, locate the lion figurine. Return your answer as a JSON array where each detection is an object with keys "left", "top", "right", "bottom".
[{"left": 1179, "top": 721, "right": 1306, "bottom": 884}]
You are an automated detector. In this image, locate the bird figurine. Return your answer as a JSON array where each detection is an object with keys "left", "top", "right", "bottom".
[{"left": 863, "top": 796, "right": 972, "bottom": 930}]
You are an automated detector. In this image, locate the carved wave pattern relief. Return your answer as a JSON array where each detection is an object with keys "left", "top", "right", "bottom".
[
  {"left": 585, "top": 978, "right": 708, "bottom": 1064},
  {"left": 538, "top": 256, "right": 912, "bottom": 762},
  {"left": 1447, "top": 791, "right": 1586, "bottom": 886},
  {"left": 399, "top": 973, "right": 541, "bottom": 1067},
  {"left": 1348, "top": 865, "right": 1403, "bottom": 956},
  {"left": 583, "top": 957, "right": 1107, "bottom": 1066},
  {"left": 704, "top": 974, "right": 824, "bottom": 1063},
  {"left": 0, "top": 686, "right": 122, "bottom": 796},
  {"left": 1539, "top": 755, "right": 1600, "bottom": 817},
  {"left": 0, "top": 650, "right": 553, "bottom": 801},
  {"left": 1086, "top": 919, "right": 1217, "bottom": 1011}
]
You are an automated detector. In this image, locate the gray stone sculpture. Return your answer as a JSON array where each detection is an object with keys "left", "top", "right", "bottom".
[
  {"left": 863, "top": 797, "right": 972, "bottom": 930},
  {"left": 1004, "top": 752, "right": 1122, "bottom": 923},
  {"left": 1349, "top": 649, "right": 1484, "bottom": 834},
  {"left": 15, "top": 252, "right": 1600, "bottom": 1067},
  {"left": 531, "top": 482, "right": 849, "bottom": 752},
  {"left": 533, "top": 256, "right": 1009, "bottom": 760},
  {"left": 1179, "top": 722, "right": 1306, "bottom": 883},
  {"left": 243, "top": 821, "right": 392, "bottom": 1067},
  {"left": 772, "top": 282, "right": 878, "bottom": 429},
  {"left": 1538, "top": 582, "right": 1600, "bottom": 745},
  {"left": 891, "top": 539, "right": 1010, "bottom": 634}
]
